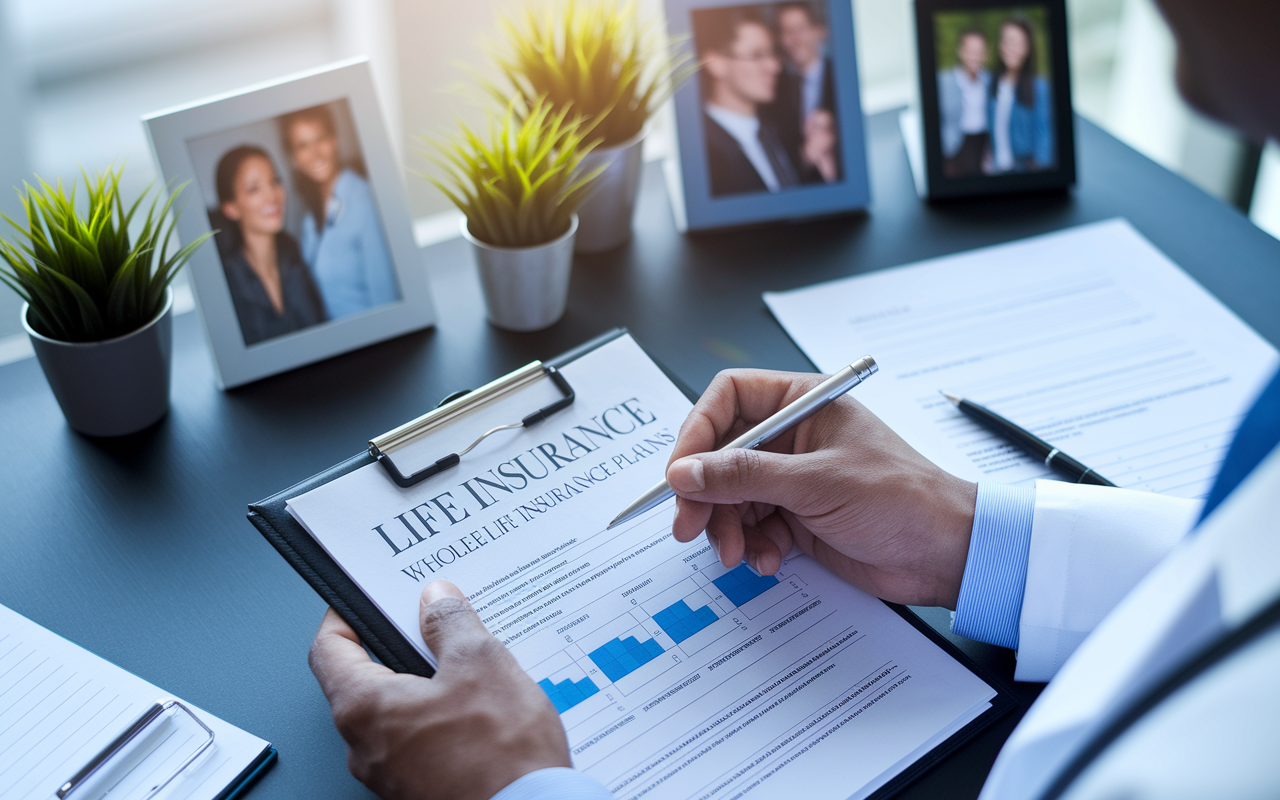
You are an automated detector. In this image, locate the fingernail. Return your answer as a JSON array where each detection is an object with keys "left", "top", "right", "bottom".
[
  {"left": 708, "top": 534, "right": 720, "bottom": 560},
  {"left": 422, "top": 580, "right": 465, "bottom": 606},
  {"left": 669, "top": 458, "right": 705, "bottom": 492},
  {"left": 745, "top": 558, "right": 762, "bottom": 577}
]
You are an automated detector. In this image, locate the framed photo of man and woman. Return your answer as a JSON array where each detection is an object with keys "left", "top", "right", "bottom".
[
  {"left": 912, "top": 0, "right": 1076, "bottom": 198},
  {"left": 664, "top": 0, "right": 870, "bottom": 231},
  {"left": 145, "top": 59, "right": 435, "bottom": 388}
]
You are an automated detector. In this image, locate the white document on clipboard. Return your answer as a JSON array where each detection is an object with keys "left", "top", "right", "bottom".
[
  {"left": 764, "top": 219, "right": 1279, "bottom": 497},
  {"left": 0, "top": 604, "right": 272, "bottom": 800},
  {"left": 286, "top": 334, "right": 1005, "bottom": 800}
]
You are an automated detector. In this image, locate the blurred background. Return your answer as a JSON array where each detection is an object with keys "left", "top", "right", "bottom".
[{"left": 1, "top": 0, "right": 1277, "bottom": 356}]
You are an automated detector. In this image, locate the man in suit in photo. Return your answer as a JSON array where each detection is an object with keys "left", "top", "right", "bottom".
[
  {"left": 694, "top": 7, "right": 801, "bottom": 198},
  {"left": 769, "top": 1, "right": 841, "bottom": 184},
  {"left": 308, "top": 2, "right": 1280, "bottom": 799}
]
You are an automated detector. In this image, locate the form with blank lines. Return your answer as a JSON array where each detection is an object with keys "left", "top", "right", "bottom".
[
  {"left": 0, "top": 606, "right": 270, "bottom": 800},
  {"left": 765, "top": 219, "right": 1279, "bottom": 499}
]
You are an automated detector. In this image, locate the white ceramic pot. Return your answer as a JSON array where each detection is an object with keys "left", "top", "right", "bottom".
[
  {"left": 23, "top": 288, "right": 174, "bottom": 437},
  {"left": 574, "top": 127, "right": 646, "bottom": 253},
  {"left": 463, "top": 215, "right": 577, "bottom": 332}
]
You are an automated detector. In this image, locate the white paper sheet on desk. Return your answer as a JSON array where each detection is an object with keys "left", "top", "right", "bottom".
[
  {"left": 287, "top": 334, "right": 998, "bottom": 800},
  {"left": 764, "top": 219, "right": 1279, "bottom": 498},
  {"left": 0, "top": 604, "right": 270, "bottom": 800}
]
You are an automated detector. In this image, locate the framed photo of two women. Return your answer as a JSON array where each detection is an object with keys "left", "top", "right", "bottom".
[
  {"left": 914, "top": 0, "right": 1075, "bottom": 199},
  {"left": 145, "top": 60, "right": 435, "bottom": 388}
]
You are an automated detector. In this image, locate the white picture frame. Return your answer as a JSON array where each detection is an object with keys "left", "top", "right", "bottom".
[{"left": 144, "top": 58, "right": 434, "bottom": 389}]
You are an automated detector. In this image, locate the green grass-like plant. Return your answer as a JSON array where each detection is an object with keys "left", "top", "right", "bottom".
[
  {"left": 488, "top": 0, "right": 695, "bottom": 148},
  {"left": 421, "top": 100, "right": 603, "bottom": 248},
  {"left": 0, "top": 166, "right": 210, "bottom": 343}
]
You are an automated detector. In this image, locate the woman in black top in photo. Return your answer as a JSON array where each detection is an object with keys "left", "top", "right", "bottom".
[{"left": 214, "top": 146, "right": 326, "bottom": 346}]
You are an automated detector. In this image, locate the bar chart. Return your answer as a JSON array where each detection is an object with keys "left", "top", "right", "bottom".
[
  {"left": 712, "top": 564, "right": 780, "bottom": 606},
  {"left": 533, "top": 563, "right": 785, "bottom": 712},
  {"left": 652, "top": 600, "right": 718, "bottom": 644},
  {"left": 588, "top": 635, "right": 666, "bottom": 682},
  {"left": 539, "top": 675, "right": 600, "bottom": 713}
]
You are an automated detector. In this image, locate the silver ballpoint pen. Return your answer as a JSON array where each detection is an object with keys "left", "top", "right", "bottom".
[{"left": 606, "top": 356, "right": 878, "bottom": 530}]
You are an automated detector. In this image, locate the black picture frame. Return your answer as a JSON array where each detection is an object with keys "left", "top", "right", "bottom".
[{"left": 912, "top": 0, "right": 1075, "bottom": 199}]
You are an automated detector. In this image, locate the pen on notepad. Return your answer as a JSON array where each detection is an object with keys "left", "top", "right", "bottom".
[
  {"left": 607, "top": 356, "right": 879, "bottom": 530},
  {"left": 941, "top": 392, "right": 1117, "bottom": 487}
]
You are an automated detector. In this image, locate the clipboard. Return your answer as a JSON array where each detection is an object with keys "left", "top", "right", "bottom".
[
  {"left": 53, "top": 698, "right": 277, "bottom": 800},
  {"left": 249, "top": 329, "right": 694, "bottom": 677},
  {"left": 0, "top": 600, "right": 278, "bottom": 800},
  {"left": 248, "top": 328, "right": 1018, "bottom": 798}
]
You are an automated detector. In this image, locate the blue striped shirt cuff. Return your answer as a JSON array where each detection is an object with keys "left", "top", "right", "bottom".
[
  {"left": 951, "top": 482, "right": 1036, "bottom": 650},
  {"left": 490, "top": 768, "right": 613, "bottom": 800}
]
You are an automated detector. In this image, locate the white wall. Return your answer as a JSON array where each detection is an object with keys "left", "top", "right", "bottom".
[
  {"left": 391, "top": 0, "right": 522, "bottom": 218},
  {"left": 0, "top": 4, "right": 31, "bottom": 339},
  {"left": 1250, "top": 143, "right": 1280, "bottom": 240},
  {"left": 851, "top": 0, "right": 912, "bottom": 113},
  {"left": 1104, "top": 0, "right": 1245, "bottom": 200},
  {"left": 0, "top": 3, "right": 29, "bottom": 221}
]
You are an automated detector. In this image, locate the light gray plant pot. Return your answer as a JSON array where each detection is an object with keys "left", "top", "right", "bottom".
[
  {"left": 23, "top": 288, "right": 174, "bottom": 437},
  {"left": 574, "top": 127, "right": 646, "bottom": 253},
  {"left": 463, "top": 215, "right": 577, "bottom": 332}
]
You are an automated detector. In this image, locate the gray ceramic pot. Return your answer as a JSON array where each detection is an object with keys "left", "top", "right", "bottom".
[
  {"left": 464, "top": 216, "right": 577, "bottom": 332},
  {"left": 23, "top": 288, "right": 174, "bottom": 437},
  {"left": 574, "top": 127, "right": 646, "bottom": 253}
]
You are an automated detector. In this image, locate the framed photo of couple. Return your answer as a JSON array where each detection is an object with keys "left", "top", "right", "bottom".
[
  {"left": 912, "top": 0, "right": 1076, "bottom": 199},
  {"left": 663, "top": 0, "right": 871, "bottom": 231},
  {"left": 144, "top": 59, "right": 434, "bottom": 388}
]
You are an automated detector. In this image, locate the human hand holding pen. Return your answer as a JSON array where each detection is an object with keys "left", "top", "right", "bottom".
[{"left": 665, "top": 369, "right": 979, "bottom": 609}]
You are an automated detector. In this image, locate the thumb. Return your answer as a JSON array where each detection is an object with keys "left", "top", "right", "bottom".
[
  {"left": 419, "top": 580, "right": 497, "bottom": 668},
  {"left": 667, "top": 449, "right": 818, "bottom": 512}
]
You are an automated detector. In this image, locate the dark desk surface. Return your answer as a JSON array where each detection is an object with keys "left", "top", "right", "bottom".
[{"left": 2, "top": 110, "right": 1277, "bottom": 799}]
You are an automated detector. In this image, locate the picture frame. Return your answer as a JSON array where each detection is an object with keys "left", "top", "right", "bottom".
[
  {"left": 907, "top": 0, "right": 1076, "bottom": 199},
  {"left": 662, "top": 0, "right": 871, "bottom": 231},
  {"left": 144, "top": 58, "right": 435, "bottom": 389}
]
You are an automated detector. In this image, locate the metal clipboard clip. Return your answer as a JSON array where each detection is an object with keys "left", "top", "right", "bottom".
[
  {"left": 369, "top": 362, "right": 575, "bottom": 488},
  {"left": 58, "top": 699, "right": 215, "bottom": 800}
]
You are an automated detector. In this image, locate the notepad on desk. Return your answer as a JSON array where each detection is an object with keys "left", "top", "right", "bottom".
[
  {"left": 764, "top": 218, "right": 1280, "bottom": 498},
  {"left": 0, "top": 604, "right": 275, "bottom": 800}
]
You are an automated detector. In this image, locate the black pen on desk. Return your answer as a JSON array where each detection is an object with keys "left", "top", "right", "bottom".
[{"left": 940, "top": 392, "right": 1117, "bottom": 487}]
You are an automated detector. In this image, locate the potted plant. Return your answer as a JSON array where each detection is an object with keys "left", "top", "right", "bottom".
[
  {"left": 489, "top": 0, "right": 694, "bottom": 253},
  {"left": 422, "top": 100, "right": 601, "bottom": 331},
  {"left": 0, "top": 167, "right": 210, "bottom": 436}
]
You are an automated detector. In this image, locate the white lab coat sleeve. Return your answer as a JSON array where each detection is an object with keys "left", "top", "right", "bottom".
[{"left": 1014, "top": 480, "right": 1200, "bottom": 682}]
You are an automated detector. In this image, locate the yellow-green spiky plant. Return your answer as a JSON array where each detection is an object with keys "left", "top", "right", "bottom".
[
  {"left": 0, "top": 166, "right": 211, "bottom": 342},
  {"left": 488, "top": 0, "right": 695, "bottom": 147},
  {"left": 421, "top": 99, "right": 603, "bottom": 248}
]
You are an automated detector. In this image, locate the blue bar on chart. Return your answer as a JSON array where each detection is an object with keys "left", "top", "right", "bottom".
[
  {"left": 588, "top": 636, "right": 665, "bottom": 682},
  {"left": 538, "top": 676, "right": 599, "bottom": 713},
  {"left": 712, "top": 564, "right": 780, "bottom": 607},
  {"left": 653, "top": 600, "right": 718, "bottom": 644}
]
